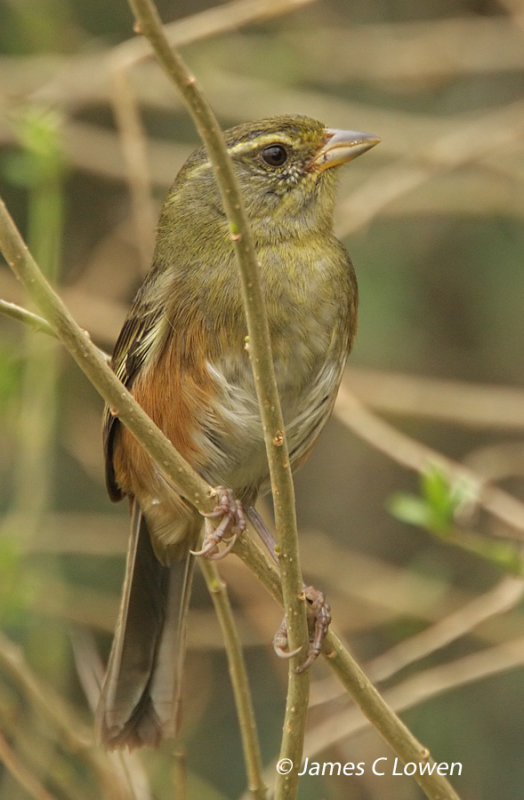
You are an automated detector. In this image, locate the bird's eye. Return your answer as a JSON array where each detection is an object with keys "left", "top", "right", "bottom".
[{"left": 261, "top": 144, "right": 288, "bottom": 167}]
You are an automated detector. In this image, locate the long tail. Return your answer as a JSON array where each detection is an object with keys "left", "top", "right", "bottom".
[{"left": 96, "top": 500, "right": 195, "bottom": 749}]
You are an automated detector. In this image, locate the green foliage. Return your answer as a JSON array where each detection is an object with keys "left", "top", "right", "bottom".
[
  {"left": 389, "top": 466, "right": 466, "bottom": 535},
  {"left": 389, "top": 467, "right": 524, "bottom": 574}
]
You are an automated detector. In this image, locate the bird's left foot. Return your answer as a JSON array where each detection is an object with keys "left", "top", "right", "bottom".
[
  {"left": 191, "top": 487, "right": 246, "bottom": 560},
  {"left": 273, "top": 585, "right": 331, "bottom": 671}
]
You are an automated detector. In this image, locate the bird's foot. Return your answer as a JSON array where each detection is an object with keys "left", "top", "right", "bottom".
[
  {"left": 191, "top": 487, "right": 246, "bottom": 560},
  {"left": 273, "top": 586, "right": 331, "bottom": 671}
]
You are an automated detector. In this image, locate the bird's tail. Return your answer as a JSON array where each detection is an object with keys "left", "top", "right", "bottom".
[{"left": 96, "top": 500, "right": 195, "bottom": 749}]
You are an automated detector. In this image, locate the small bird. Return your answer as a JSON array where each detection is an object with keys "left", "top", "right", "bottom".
[{"left": 97, "top": 114, "right": 379, "bottom": 749}]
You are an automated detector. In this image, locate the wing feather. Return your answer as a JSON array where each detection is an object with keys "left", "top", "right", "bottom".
[{"left": 103, "top": 303, "right": 163, "bottom": 500}]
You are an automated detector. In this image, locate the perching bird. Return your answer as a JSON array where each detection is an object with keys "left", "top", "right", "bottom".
[{"left": 97, "top": 114, "right": 379, "bottom": 749}]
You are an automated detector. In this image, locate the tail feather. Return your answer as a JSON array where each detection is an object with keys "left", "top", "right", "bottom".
[{"left": 97, "top": 501, "right": 195, "bottom": 749}]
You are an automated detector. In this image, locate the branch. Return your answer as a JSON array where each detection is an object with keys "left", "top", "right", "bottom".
[
  {"left": 112, "top": 0, "right": 317, "bottom": 68},
  {"left": 337, "top": 99, "right": 524, "bottom": 236},
  {"left": 318, "top": 632, "right": 462, "bottom": 800},
  {"left": 124, "top": 1, "right": 309, "bottom": 796},
  {"left": 0, "top": 298, "right": 55, "bottom": 337},
  {"left": 367, "top": 575, "right": 524, "bottom": 684},
  {"left": 199, "top": 559, "right": 267, "bottom": 798}
]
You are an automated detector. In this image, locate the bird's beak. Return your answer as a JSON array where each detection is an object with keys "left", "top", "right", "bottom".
[{"left": 312, "top": 128, "right": 380, "bottom": 172}]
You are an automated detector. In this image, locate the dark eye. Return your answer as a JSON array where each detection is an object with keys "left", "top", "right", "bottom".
[{"left": 261, "top": 144, "right": 288, "bottom": 167}]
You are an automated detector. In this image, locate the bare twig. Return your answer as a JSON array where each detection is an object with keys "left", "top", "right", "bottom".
[
  {"left": 199, "top": 560, "right": 267, "bottom": 799},
  {"left": 113, "top": 0, "right": 317, "bottom": 67},
  {"left": 0, "top": 298, "right": 55, "bottom": 337},
  {"left": 322, "top": 631, "right": 462, "bottom": 800},
  {"left": 235, "top": 533, "right": 462, "bottom": 800},
  {"left": 109, "top": 66, "right": 156, "bottom": 273}
]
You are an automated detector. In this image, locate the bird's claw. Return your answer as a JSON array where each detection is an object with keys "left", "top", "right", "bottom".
[
  {"left": 272, "top": 586, "right": 331, "bottom": 671},
  {"left": 273, "top": 618, "right": 302, "bottom": 660},
  {"left": 191, "top": 487, "right": 246, "bottom": 560},
  {"left": 296, "top": 586, "right": 331, "bottom": 672}
]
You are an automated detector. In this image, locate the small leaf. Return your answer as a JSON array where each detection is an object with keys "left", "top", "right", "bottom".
[
  {"left": 420, "top": 466, "right": 461, "bottom": 532},
  {"left": 388, "top": 493, "right": 433, "bottom": 529}
]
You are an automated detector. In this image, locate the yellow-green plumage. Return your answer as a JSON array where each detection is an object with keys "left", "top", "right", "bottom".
[{"left": 97, "top": 114, "right": 378, "bottom": 749}]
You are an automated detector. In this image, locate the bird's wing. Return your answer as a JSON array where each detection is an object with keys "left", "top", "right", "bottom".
[{"left": 103, "top": 303, "right": 164, "bottom": 500}]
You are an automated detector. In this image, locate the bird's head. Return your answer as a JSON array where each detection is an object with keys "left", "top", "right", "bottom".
[{"left": 165, "top": 115, "right": 379, "bottom": 244}]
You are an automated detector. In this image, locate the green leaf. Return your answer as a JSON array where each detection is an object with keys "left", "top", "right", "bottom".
[{"left": 388, "top": 493, "right": 434, "bottom": 530}]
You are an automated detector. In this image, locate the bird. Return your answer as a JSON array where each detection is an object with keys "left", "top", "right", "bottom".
[{"left": 96, "top": 114, "right": 379, "bottom": 749}]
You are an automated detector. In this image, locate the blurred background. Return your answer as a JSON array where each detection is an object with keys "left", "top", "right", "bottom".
[{"left": 0, "top": 0, "right": 524, "bottom": 798}]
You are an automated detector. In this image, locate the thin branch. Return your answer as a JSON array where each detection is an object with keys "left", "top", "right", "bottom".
[
  {"left": 108, "top": 66, "right": 156, "bottom": 274},
  {"left": 112, "top": 0, "right": 317, "bottom": 67},
  {"left": 283, "top": 16, "right": 524, "bottom": 84},
  {"left": 318, "top": 632, "right": 462, "bottom": 800},
  {"left": 0, "top": 298, "right": 55, "bottom": 337},
  {"left": 124, "top": 3, "right": 309, "bottom": 797},
  {"left": 199, "top": 559, "right": 267, "bottom": 799},
  {"left": 309, "top": 572, "right": 524, "bottom": 712}
]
